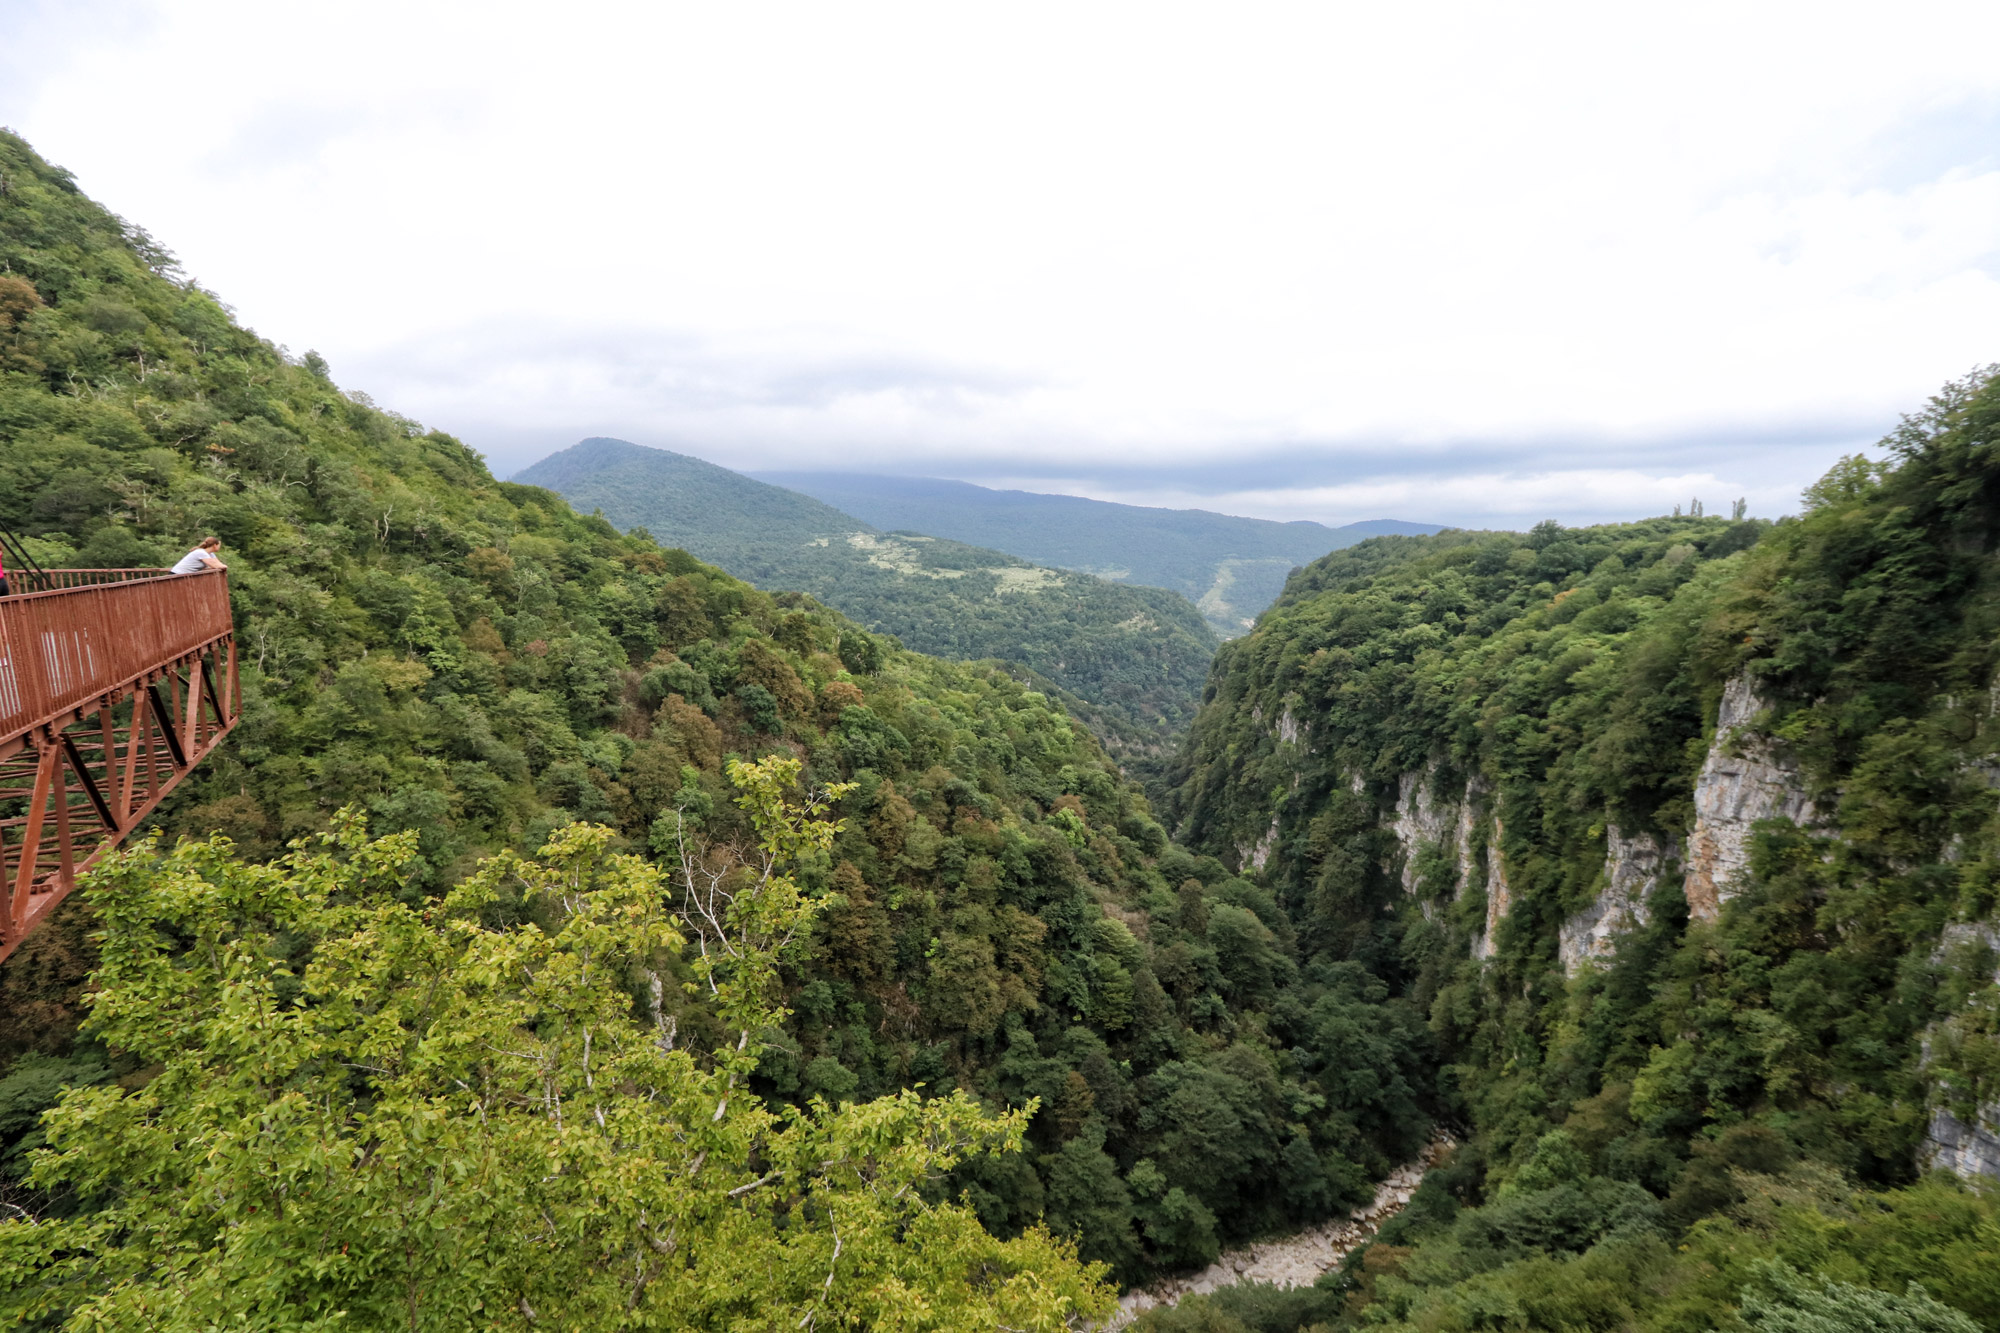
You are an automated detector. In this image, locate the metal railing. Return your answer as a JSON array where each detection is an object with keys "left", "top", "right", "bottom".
[
  {"left": 0, "top": 570, "right": 233, "bottom": 743},
  {"left": 7, "top": 568, "right": 172, "bottom": 593},
  {"left": 1, "top": 569, "right": 240, "bottom": 962}
]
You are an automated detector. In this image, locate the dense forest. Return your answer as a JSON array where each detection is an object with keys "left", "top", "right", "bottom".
[
  {"left": 4, "top": 124, "right": 2000, "bottom": 1331},
  {"left": 1155, "top": 376, "right": 2000, "bottom": 1330},
  {"left": 754, "top": 470, "right": 1438, "bottom": 636},
  {"left": 0, "top": 130, "right": 1422, "bottom": 1324},
  {"left": 517, "top": 437, "right": 1219, "bottom": 758}
]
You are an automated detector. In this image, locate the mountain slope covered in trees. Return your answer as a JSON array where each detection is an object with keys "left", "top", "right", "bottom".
[
  {"left": 753, "top": 470, "right": 1441, "bottom": 636},
  {"left": 5, "top": 125, "right": 1999, "bottom": 1333},
  {"left": 1153, "top": 374, "right": 2000, "bottom": 1330},
  {"left": 518, "top": 438, "right": 1220, "bottom": 755},
  {"left": 0, "top": 130, "right": 1436, "bottom": 1317}
]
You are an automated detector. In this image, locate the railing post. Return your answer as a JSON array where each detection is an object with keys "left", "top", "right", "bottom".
[
  {"left": 53, "top": 741, "right": 73, "bottom": 886},
  {"left": 11, "top": 742, "right": 57, "bottom": 938},
  {"left": 183, "top": 659, "right": 201, "bottom": 760},
  {"left": 98, "top": 699, "right": 124, "bottom": 827},
  {"left": 118, "top": 691, "right": 143, "bottom": 824},
  {"left": 0, "top": 790, "right": 11, "bottom": 949}
]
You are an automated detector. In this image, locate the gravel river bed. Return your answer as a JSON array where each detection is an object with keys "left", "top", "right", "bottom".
[{"left": 1109, "top": 1135, "right": 1456, "bottom": 1327}]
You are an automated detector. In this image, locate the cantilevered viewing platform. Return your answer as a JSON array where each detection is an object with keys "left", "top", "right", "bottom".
[{"left": 0, "top": 561, "right": 239, "bottom": 964}]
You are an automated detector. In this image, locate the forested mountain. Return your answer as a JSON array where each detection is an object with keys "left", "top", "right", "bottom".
[
  {"left": 0, "top": 131, "right": 1428, "bottom": 1322},
  {"left": 1152, "top": 377, "right": 2000, "bottom": 1330},
  {"left": 4, "top": 125, "right": 1999, "bottom": 1332},
  {"left": 518, "top": 437, "right": 869, "bottom": 571},
  {"left": 756, "top": 469, "right": 1442, "bottom": 636},
  {"left": 517, "top": 438, "right": 1219, "bottom": 755}
]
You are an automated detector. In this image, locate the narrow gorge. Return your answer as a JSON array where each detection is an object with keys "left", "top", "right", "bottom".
[{"left": 1155, "top": 431, "right": 2000, "bottom": 1325}]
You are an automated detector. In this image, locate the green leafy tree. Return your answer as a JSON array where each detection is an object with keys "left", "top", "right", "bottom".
[
  {"left": 1, "top": 126, "right": 1420, "bottom": 1283},
  {"left": 0, "top": 762, "right": 1111, "bottom": 1330},
  {"left": 1739, "top": 1261, "right": 1979, "bottom": 1333}
]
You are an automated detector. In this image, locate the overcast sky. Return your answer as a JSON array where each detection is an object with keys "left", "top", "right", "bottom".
[{"left": 5, "top": 1, "right": 1998, "bottom": 529}]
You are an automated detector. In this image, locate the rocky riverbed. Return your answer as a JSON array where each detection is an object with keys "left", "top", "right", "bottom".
[{"left": 1110, "top": 1136, "right": 1455, "bottom": 1327}]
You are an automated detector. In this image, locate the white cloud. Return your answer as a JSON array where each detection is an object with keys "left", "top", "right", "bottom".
[
  {"left": 1015, "top": 468, "right": 1817, "bottom": 531},
  {"left": 4, "top": 0, "right": 1997, "bottom": 527}
]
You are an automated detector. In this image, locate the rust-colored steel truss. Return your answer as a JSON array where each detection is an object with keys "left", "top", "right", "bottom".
[{"left": 0, "top": 571, "right": 238, "bottom": 965}]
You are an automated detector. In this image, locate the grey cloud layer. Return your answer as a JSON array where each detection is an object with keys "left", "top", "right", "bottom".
[
  {"left": 335, "top": 321, "right": 1889, "bottom": 529},
  {"left": 8, "top": 1, "right": 1996, "bottom": 534},
  {"left": 933, "top": 429, "right": 1884, "bottom": 494}
]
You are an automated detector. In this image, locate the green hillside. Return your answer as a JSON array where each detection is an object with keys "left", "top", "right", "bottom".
[
  {"left": 755, "top": 469, "right": 1443, "bottom": 636},
  {"left": 0, "top": 131, "right": 1437, "bottom": 1317},
  {"left": 1155, "top": 374, "right": 2000, "bottom": 1331},
  {"left": 5, "top": 122, "right": 1999, "bottom": 1332},
  {"left": 520, "top": 436, "right": 867, "bottom": 572},
  {"left": 517, "top": 438, "right": 1221, "bottom": 755}
]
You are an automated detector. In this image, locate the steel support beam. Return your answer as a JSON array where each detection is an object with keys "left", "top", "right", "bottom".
[{"left": 0, "top": 633, "right": 240, "bottom": 964}]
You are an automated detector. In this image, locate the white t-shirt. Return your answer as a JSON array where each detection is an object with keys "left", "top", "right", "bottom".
[{"left": 171, "top": 548, "right": 216, "bottom": 574}]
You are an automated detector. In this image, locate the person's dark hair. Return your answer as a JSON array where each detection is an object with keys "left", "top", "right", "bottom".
[{"left": 199, "top": 537, "right": 221, "bottom": 550}]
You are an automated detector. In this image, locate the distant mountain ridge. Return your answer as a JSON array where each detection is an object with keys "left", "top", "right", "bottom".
[
  {"left": 516, "top": 439, "right": 869, "bottom": 578},
  {"left": 513, "top": 438, "right": 1220, "bottom": 756},
  {"left": 752, "top": 470, "right": 1442, "bottom": 635}
]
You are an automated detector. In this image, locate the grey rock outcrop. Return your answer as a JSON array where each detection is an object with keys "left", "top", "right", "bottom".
[
  {"left": 1385, "top": 770, "right": 1495, "bottom": 899},
  {"left": 1682, "top": 675, "right": 1816, "bottom": 921},
  {"left": 1390, "top": 769, "right": 1456, "bottom": 895},
  {"left": 1243, "top": 819, "right": 1279, "bottom": 872},
  {"left": 1921, "top": 921, "right": 2000, "bottom": 1180},
  {"left": 1382, "top": 772, "right": 1509, "bottom": 959},
  {"left": 1560, "top": 828, "right": 1677, "bottom": 974},
  {"left": 1472, "top": 816, "right": 1511, "bottom": 962},
  {"left": 1934, "top": 920, "right": 2000, "bottom": 977},
  {"left": 1455, "top": 778, "right": 1488, "bottom": 898},
  {"left": 1925, "top": 1107, "right": 2000, "bottom": 1180}
]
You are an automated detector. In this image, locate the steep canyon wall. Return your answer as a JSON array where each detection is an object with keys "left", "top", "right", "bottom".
[{"left": 1168, "top": 493, "right": 2000, "bottom": 1187}]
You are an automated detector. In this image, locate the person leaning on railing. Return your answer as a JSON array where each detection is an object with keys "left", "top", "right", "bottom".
[{"left": 170, "top": 537, "right": 228, "bottom": 575}]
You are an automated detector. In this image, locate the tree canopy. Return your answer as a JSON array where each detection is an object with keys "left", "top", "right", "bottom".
[
  {"left": 1154, "top": 367, "right": 2000, "bottom": 1330},
  {"left": 0, "top": 127, "right": 1431, "bottom": 1293},
  {"left": 1, "top": 760, "right": 1113, "bottom": 1330},
  {"left": 517, "top": 438, "right": 1220, "bottom": 758}
]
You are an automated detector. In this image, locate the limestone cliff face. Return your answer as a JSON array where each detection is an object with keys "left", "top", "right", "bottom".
[
  {"left": 1244, "top": 819, "right": 1279, "bottom": 872},
  {"left": 1927, "top": 1109, "right": 2000, "bottom": 1179},
  {"left": 1454, "top": 786, "right": 1483, "bottom": 894},
  {"left": 1390, "top": 769, "right": 1456, "bottom": 896},
  {"left": 1681, "top": 675, "right": 1816, "bottom": 922},
  {"left": 1369, "top": 676, "right": 1811, "bottom": 974},
  {"left": 1550, "top": 674, "right": 1809, "bottom": 970},
  {"left": 1472, "top": 817, "right": 1511, "bottom": 961},
  {"left": 1922, "top": 922, "right": 2000, "bottom": 1181},
  {"left": 1383, "top": 772, "right": 1507, "bottom": 957},
  {"left": 1560, "top": 828, "right": 1677, "bottom": 974},
  {"left": 1358, "top": 676, "right": 1815, "bottom": 969}
]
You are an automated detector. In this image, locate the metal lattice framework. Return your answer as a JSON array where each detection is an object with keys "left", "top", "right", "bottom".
[{"left": 0, "top": 570, "right": 238, "bottom": 964}]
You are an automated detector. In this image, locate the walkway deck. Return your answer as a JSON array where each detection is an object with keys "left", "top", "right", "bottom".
[{"left": 0, "top": 569, "right": 239, "bottom": 964}]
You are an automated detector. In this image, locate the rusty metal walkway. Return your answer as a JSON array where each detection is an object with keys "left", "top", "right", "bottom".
[{"left": 0, "top": 568, "right": 239, "bottom": 964}]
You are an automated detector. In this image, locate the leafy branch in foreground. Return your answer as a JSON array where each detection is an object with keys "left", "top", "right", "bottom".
[
  {"left": 669, "top": 756, "right": 856, "bottom": 1069},
  {"left": 0, "top": 759, "right": 1109, "bottom": 1331}
]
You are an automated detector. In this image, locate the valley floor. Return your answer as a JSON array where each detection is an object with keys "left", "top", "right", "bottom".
[{"left": 1112, "top": 1136, "right": 1455, "bottom": 1326}]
